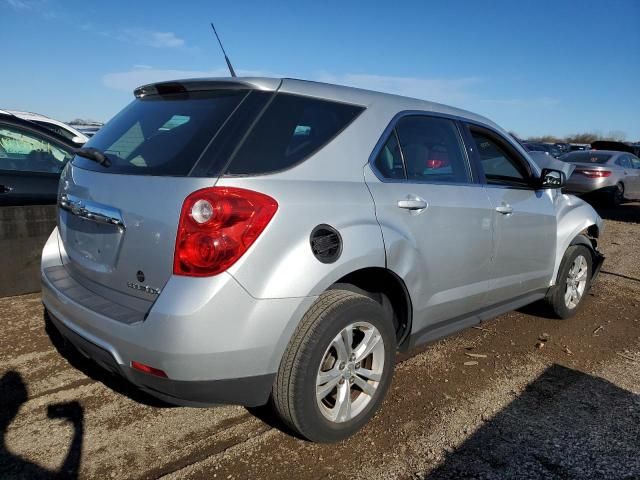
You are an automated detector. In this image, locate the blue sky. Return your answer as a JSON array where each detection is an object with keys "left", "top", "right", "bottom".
[{"left": 1, "top": 0, "right": 639, "bottom": 140}]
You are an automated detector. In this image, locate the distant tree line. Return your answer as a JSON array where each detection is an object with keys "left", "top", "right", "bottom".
[{"left": 510, "top": 131, "right": 636, "bottom": 144}]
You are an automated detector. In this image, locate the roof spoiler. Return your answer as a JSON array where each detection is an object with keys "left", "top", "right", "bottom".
[{"left": 133, "top": 78, "right": 281, "bottom": 98}]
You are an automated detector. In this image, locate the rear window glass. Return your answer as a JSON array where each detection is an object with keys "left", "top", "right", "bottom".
[
  {"left": 73, "top": 90, "right": 247, "bottom": 176},
  {"left": 226, "top": 94, "right": 364, "bottom": 175},
  {"left": 562, "top": 152, "right": 611, "bottom": 164}
]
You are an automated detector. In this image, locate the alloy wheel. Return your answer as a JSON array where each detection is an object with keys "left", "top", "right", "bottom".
[
  {"left": 315, "top": 321, "right": 385, "bottom": 423},
  {"left": 565, "top": 254, "right": 588, "bottom": 309}
]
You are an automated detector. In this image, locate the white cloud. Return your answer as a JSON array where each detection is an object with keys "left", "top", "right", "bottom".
[
  {"left": 118, "top": 29, "right": 185, "bottom": 48},
  {"left": 479, "top": 97, "right": 560, "bottom": 107},
  {"left": 3, "top": 0, "right": 59, "bottom": 17},
  {"left": 315, "top": 72, "right": 482, "bottom": 105},
  {"left": 4, "top": 0, "right": 35, "bottom": 9},
  {"left": 102, "top": 68, "right": 480, "bottom": 103}
]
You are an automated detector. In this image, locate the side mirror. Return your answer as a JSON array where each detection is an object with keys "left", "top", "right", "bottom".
[
  {"left": 72, "top": 136, "right": 86, "bottom": 145},
  {"left": 540, "top": 168, "right": 565, "bottom": 188}
]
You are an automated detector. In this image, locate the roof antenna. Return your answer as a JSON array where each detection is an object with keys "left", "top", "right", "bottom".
[{"left": 210, "top": 22, "right": 237, "bottom": 77}]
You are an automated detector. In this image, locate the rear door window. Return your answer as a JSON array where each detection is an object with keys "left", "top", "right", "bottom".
[
  {"left": 73, "top": 90, "right": 248, "bottom": 176},
  {"left": 395, "top": 116, "right": 471, "bottom": 184},
  {"left": 226, "top": 94, "right": 364, "bottom": 175},
  {"left": 616, "top": 155, "right": 632, "bottom": 169}
]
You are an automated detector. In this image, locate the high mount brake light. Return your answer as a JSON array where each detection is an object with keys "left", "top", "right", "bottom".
[
  {"left": 173, "top": 187, "right": 278, "bottom": 277},
  {"left": 576, "top": 169, "right": 612, "bottom": 178}
]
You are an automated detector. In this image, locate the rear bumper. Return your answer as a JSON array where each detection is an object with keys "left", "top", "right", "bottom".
[
  {"left": 46, "top": 311, "right": 274, "bottom": 407},
  {"left": 41, "top": 229, "right": 316, "bottom": 407},
  {"left": 564, "top": 176, "right": 615, "bottom": 195}
]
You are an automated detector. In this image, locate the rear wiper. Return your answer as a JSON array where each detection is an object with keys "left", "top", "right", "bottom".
[{"left": 74, "top": 147, "right": 111, "bottom": 167}]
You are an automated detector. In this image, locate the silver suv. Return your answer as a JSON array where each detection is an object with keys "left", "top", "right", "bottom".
[{"left": 42, "top": 77, "right": 604, "bottom": 442}]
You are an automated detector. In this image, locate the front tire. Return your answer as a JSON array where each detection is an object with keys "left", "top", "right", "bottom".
[
  {"left": 546, "top": 245, "right": 592, "bottom": 319},
  {"left": 272, "top": 289, "right": 396, "bottom": 442}
]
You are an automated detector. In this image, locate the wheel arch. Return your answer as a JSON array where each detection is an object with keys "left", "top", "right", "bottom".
[
  {"left": 551, "top": 197, "right": 604, "bottom": 287},
  {"left": 328, "top": 267, "right": 413, "bottom": 349}
]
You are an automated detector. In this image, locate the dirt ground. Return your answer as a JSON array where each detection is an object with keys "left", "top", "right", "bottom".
[{"left": 1, "top": 202, "right": 639, "bottom": 480}]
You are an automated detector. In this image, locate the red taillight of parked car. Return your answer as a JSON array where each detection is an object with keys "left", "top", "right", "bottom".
[
  {"left": 575, "top": 169, "right": 612, "bottom": 178},
  {"left": 173, "top": 187, "right": 278, "bottom": 277}
]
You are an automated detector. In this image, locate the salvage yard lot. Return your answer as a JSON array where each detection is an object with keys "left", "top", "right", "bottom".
[{"left": 1, "top": 203, "right": 639, "bottom": 480}]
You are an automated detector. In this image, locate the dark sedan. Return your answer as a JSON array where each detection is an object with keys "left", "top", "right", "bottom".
[{"left": 1, "top": 112, "right": 76, "bottom": 206}]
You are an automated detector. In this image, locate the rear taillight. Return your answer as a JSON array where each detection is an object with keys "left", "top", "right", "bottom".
[
  {"left": 173, "top": 187, "right": 278, "bottom": 277},
  {"left": 576, "top": 169, "right": 612, "bottom": 178}
]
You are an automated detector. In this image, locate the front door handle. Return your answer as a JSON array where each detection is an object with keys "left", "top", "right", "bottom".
[
  {"left": 0, "top": 184, "right": 14, "bottom": 194},
  {"left": 397, "top": 197, "right": 428, "bottom": 211},
  {"left": 495, "top": 204, "right": 513, "bottom": 215}
]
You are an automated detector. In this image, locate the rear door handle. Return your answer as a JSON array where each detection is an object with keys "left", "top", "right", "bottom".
[
  {"left": 495, "top": 204, "right": 513, "bottom": 215},
  {"left": 397, "top": 197, "right": 428, "bottom": 211},
  {"left": 0, "top": 185, "right": 14, "bottom": 193}
]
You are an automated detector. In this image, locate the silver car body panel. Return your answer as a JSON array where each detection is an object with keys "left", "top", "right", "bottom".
[
  {"left": 41, "top": 76, "right": 603, "bottom": 406},
  {"left": 550, "top": 191, "right": 604, "bottom": 284},
  {"left": 43, "top": 229, "right": 316, "bottom": 381}
]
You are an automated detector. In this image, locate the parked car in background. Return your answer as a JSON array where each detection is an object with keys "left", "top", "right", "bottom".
[
  {"left": 69, "top": 121, "right": 103, "bottom": 138},
  {"left": 524, "top": 142, "right": 561, "bottom": 158},
  {"left": 561, "top": 150, "right": 640, "bottom": 205},
  {"left": 1, "top": 110, "right": 88, "bottom": 145},
  {"left": 42, "top": 76, "right": 604, "bottom": 443},
  {"left": 0, "top": 112, "right": 76, "bottom": 206},
  {"left": 570, "top": 143, "right": 591, "bottom": 151},
  {"left": 1, "top": 112, "right": 77, "bottom": 297},
  {"left": 591, "top": 140, "right": 640, "bottom": 157},
  {"left": 554, "top": 142, "right": 571, "bottom": 155}
]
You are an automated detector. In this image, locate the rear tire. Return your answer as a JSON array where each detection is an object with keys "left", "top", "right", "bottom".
[
  {"left": 609, "top": 182, "right": 624, "bottom": 206},
  {"left": 546, "top": 245, "right": 592, "bottom": 319},
  {"left": 272, "top": 289, "right": 396, "bottom": 442}
]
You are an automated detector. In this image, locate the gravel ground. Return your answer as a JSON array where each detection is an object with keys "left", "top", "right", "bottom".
[{"left": 1, "top": 201, "right": 639, "bottom": 480}]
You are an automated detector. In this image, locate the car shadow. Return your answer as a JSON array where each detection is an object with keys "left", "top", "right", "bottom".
[
  {"left": 592, "top": 200, "right": 640, "bottom": 223},
  {"left": 426, "top": 364, "right": 640, "bottom": 479},
  {"left": 44, "top": 312, "right": 297, "bottom": 432},
  {"left": 0, "top": 371, "right": 84, "bottom": 479},
  {"left": 516, "top": 300, "right": 558, "bottom": 320},
  {"left": 44, "top": 312, "right": 173, "bottom": 409}
]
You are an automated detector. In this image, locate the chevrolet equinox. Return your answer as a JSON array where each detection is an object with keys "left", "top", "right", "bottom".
[{"left": 42, "top": 77, "right": 604, "bottom": 442}]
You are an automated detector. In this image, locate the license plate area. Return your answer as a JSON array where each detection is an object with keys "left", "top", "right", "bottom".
[{"left": 59, "top": 210, "right": 124, "bottom": 272}]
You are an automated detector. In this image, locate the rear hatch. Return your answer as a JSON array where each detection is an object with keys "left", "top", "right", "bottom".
[
  {"left": 56, "top": 79, "right": 365, "bottom": 304},
  {"left": 57, "top": 84, "right": 270, "bottom": 301}
]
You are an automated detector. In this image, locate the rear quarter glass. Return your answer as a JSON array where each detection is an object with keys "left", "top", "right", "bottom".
[
  {"left": 72, "top": 90, "right": 248, "bottom": 176},
  {"left": 225, "top": 94, "right": 364, "bottom": 175}
]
